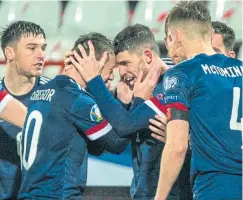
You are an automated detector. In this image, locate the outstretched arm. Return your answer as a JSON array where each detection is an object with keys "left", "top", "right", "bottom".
[{"left": 0, "top": 91, "right": 27, "bottom": 128}]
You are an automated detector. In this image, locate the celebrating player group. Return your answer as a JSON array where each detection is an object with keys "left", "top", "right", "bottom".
[{"left": 0, "top": 1, "right": 242, "bottom": 200}]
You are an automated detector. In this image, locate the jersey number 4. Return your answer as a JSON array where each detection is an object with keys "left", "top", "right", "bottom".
[
  {"left": 230, "top": 87, "right": 242, "bottom": 131},
  {"left": 19, "top": 110, "right": 43, "bottom": 170}
]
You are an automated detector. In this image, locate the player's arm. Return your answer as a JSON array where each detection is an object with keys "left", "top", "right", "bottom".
[
  {"left": 155, "top": 70, "right": 191, "bottom": 200},
  {"left": 83, "top": 120, "right": 129, "bottom": 155},
  {"left": 155, "top": 107, "right": 189, "bottom": 200},
  {"left": 68, "top": 91, "right": 129, "bottom": 155},
  {"left": 86, "top": 76, "right": 166, "bottom": 137},
  {"left": 0, "top": 91, "right": 27, "bottom": 128}
]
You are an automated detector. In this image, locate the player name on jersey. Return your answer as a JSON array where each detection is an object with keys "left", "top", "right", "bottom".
[
  {"left": 202, "top": 64, "right": 243, "bottom": 77},
  {"left": 30, "top": 89, "right": 55, "bottom": 101}
]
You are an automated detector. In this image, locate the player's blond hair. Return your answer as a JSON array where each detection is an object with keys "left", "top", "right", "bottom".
[{"left": 167, "top": 1, "right": 212, "bottom": 40}]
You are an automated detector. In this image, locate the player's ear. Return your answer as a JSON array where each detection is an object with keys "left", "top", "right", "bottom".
[
  {"left": 227, "top": 50, "right": 236, "bottom": 58},
  {"left": 142, "top": 48, "right": 152, "bottom": 65},
  {"left": 5, "top": 46, "right": 15, "bottom": 62}
]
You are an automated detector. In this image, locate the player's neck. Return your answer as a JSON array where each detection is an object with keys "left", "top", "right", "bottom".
[
  {"left": 4, "top": 66, "right": 36, "bottom": 96},
  {"left": 153, "top": 54, "right": 169, "bottom": 75},
  {"left": 62, "top": 70, "right": 87, "bottom": 89},
  {"left": 184, "top": 39, "right": 216, "bottom": 60}
]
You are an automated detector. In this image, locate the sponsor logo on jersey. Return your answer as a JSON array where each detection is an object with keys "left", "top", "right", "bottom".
[
  {"left": 90, "top": 104, "right": 103, "bottom": 123},
  {"left": 164, "top": 76, "right": 179, "bottom": 91},
  {"left": 156, "top": 93, "right": 164, "bottom": 100}
]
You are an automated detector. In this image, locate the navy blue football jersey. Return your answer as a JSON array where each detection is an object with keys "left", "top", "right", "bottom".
[
  {"left": 163, "top": 54, "right": 242, "bottom": 200},
  {"left": 128, "top": 58, "right": 179, "bottom": 200},
  {"left": 18, "top": 75, "right": 128, "bottom": 199},
  {"left": 129, "top": 76, "right": 180, "bottom": 200},
  {"left": 0, "top": 76, "right": 49, "bottom": 199}
]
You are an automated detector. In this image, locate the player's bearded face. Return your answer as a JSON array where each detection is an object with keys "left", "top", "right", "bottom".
[
  {"left": 13, "top": 34, "right": 46, "bottom": 78},
  {"left": 116, "top": 51, "right": 147, "bottom": 90}
]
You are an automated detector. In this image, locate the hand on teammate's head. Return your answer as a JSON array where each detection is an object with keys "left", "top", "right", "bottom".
[{"left": 69, "top": 41, "right": 108, "bottom": 82}]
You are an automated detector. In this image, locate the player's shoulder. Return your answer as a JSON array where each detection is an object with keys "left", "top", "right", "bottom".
[
  {"left": 163, "top": 56, "right": 203, "bottom": 89},
  {"left": 37, "top": 75, "right": 51, "bottom": 86},
  {"left": 58, "top": 77, "right": 96, "bottom": 114},
  {"left": 167, "top": 54, "right": 227, "bottom": 75},
  {"left": 224, "top": 56, "right": 242, "bottom": 66},
  {"left": 161, "top": 57, "right": 175, "bottom": 68},
  {"left": 55, "top": 75, "right": 92, "bottom": 98},
  {"left": 171, "top": 55, "right": 202, "bottom": 72}
]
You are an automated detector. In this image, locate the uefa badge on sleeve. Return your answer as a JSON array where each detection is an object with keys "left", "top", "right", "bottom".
[
  {"left": 90, "top": 104, "right": 103, "bottom": 123},
  {"left": 163, "top": 76, "right": 179, "bottom": 91}
]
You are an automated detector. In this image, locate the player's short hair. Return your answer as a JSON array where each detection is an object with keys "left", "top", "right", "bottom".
[
  {"left": 113, "top": 23, "right": 159, "bottom": 55},
  {"left": 0, "top": 21, "right": 46, "bottom": 56},
  {"left": 167, "top": 1, "right": 212, "bottom": 38},
  {"left": 212, "top": 21, "right": 236, "bottom": 51},
  {"left": 72, "top": 32, "right": 114, "bottom": 60}
]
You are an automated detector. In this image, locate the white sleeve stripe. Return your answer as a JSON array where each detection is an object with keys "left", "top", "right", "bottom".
[
  {"left": 40, "top": 79, "right": 49, "bottom": 83},
  {"left": 87, "top": 123, "right": 112, "bottom": 140},
  {"left": 40, "top": 81, "right": 48, "bottom": 85},
  {"left": 0, "top": 94, "right": 13, "bottom": 113},
  {"left": 144, "top": 100, "right": 166, "bottom": 117},
  {"left": 40, "top": 76, "right": 50, "bottom": 81}
]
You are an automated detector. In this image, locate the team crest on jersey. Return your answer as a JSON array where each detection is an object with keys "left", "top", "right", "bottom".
[
  {"left": 164, "top": 76, "right": 179, "bottom": 91},
  {"left": 90, "top": 104, "right": 103, "bottom": 122}
]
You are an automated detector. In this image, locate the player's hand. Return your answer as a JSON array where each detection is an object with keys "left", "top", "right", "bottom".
[
  {"left": 150, "top": 115, "right": 167, "bottom": 143},
  {"left": 133, "top": 65, "right": 161, "bottom": 100},
  {"left": 117, "top": 81, "right": 133, "bottom": 104},
  {"left": 70, "top": 41, "right": 108, "bottom": 82}
]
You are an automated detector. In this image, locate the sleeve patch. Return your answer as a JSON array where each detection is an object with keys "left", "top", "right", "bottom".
[
  {"left": 163, "top": 76, "right": 179, "bottom": 91},
  {"left": 90, "top": 104, "right": 103, "bottom": 122}
]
